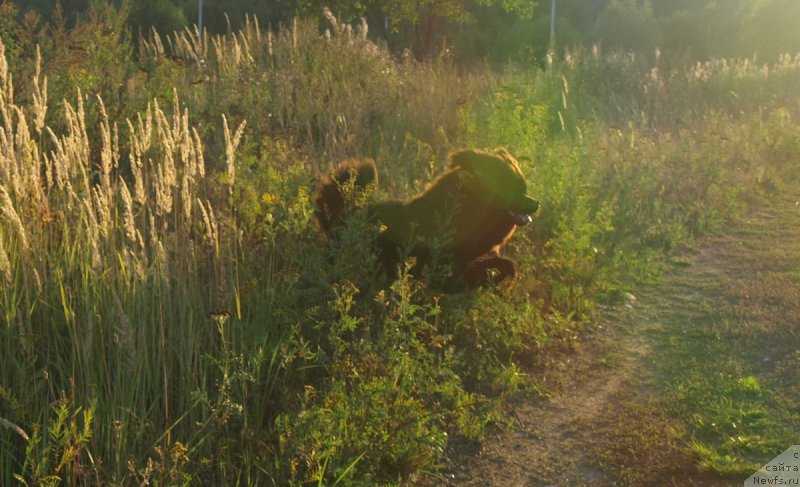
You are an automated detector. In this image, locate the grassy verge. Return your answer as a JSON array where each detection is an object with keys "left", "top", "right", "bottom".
[{"left": 0, "top": 5, "right": 799, "bottom": 485}]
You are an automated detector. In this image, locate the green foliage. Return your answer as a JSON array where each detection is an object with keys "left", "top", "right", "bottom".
[
  {"left": 0, "top": 4, "right": 799, "bottom": 485},
  {"left": 593, "top": 0, "right": 661, "bottom": 53},
  {"left": 275, "top": 271, "right": 486, "bottom": 484},
  {"left": 14, "top": 400, "right": 95, "bottom": 486},
  {"left": 128, "top": 0, "right": 186, "bottom": 34},
  {"left": 733, "top": 0, "right": 800, "bottom": 62},
  {"left": 490, "top": 14, "right": 581, "bottom": 65},
  {"left": 659, "top": 8, "right": 711, "bottom": 59},
  {"left": 0, "top": 3, "right": 23, "bottom": 62}
]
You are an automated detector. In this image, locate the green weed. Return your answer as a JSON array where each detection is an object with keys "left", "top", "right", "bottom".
[{"left": 0, "top": 5, "right": 798, "bottom": 484}]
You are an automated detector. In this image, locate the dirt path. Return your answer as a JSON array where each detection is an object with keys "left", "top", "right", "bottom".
[{"left": 445, "top": 191, "right": 800, "bottom": 486}]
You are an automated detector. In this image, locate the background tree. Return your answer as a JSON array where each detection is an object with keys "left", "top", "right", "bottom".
[
  {"left": 592, "top": 0, "right": 660, "bottom": 54},
  {"left": 733, "top": 0, "right": 800, "bottom": 62},
  {"left": 5, "top": 0, "right": 800, "bottom": 62},
  {"left": 379, "top": 0, "right": 538, "bottom": 58},
  {"left": 128, "top": 0, "right": 184, "bottom": 34}
]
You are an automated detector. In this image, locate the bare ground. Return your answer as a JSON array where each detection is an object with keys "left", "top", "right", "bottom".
[{"left": 444, "top": 191, "right": 800, "bottom": 487}]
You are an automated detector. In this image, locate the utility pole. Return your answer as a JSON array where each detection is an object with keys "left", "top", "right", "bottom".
[
  {"left": 549, "top": 0, "right": 556, "bottom": 53},
  {"left": 198, "top": 0, "right": 204, "bottom": 37}
]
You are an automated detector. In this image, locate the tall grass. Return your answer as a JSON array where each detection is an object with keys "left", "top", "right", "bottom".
[
  {"left": 132, "top": 15, "right": 491, "bottom": 182},
  {"left": 0, "top": 35, "right": 248, "bottom": 482},
  {"left": 0, "top": 8, "right": 799, "bottom": 484},
  {"left": 0, "top": 12, "right": 498, "bottom": 484}
]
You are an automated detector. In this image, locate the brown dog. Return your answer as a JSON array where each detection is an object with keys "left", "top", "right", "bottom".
[{"left": 315, "top": 148, "right": 540, "bottom": 291}]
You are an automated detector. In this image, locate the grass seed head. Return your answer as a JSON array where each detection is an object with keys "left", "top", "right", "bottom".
[
  {"left": 0, "top": 235, "right": 12, "bottom": 285},
  {"left": 0, "top": 187, "right": 28, "bottom": 252}
]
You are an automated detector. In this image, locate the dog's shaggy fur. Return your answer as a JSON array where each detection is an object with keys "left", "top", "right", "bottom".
[{"left": 315, "top": 148, "right": 540, "bottom": 291}]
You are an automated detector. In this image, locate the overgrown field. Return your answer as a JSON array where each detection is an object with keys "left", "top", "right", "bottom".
[{"left": 1, "top": 8, "right": 799, "bottom": 485}]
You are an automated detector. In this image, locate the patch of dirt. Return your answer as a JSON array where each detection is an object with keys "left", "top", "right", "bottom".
[
  {"left": 443, "top": 302, "right": 673, "bottom": 487},
  {"left": 444, "top": 192, "right": 800, "bottom": 486}
]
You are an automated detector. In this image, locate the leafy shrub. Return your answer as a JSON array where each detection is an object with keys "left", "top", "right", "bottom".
[{"left": 0, "top": 5, "right": 799, "bottom": 485}]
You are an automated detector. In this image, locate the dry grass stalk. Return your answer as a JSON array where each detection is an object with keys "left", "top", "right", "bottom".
[
  {"left": 222, "top": 114, "right": 246, "bottom": 188},
  {"left": 0, "top": 126, "right": 21, "bottom": 196},
  {"left": 60, "top": 96, "right": 92, "bottom": 195},
  {"left": 192, "top": 128, "right": 205, "bottom": 177},
  {"left": 97, "top": 96, "right": 115, "bottom": 199},
  {"left": 42, "top": 148, "right": 53, "bottom": 190},
  {"left": 32, "top": 267, "right": 41, "bottom": 294},
  {"left": 181, "top": 25, "right": 206, "bottom": 67},
  {"left": 0, "top": 187, "right": 28, "bottom": 252},
  {"left": 10, "top": 106, "right": 45, "bottom": 203},
  {"left": 171, "top": 90, "right": 184, "bottom": 139},
  {"left": 180, "top": 172, "right": 192, "bottom": 224},
  {"left": 85, "top": 210, "right": 102, "bottom": 270},
  {"left": 32, "top": 45, "right": 47, "bottom": 135},
  {"left": 119, "top": 177, "right": 137, "bottom": 246},
  {"left": 323, "top": 8, "right": 338, "bottom": 36},
  {"left": 197, "top": 197, "right": 218, "bottom": 247},
  {"left": 358, "top": 17, "right": 368, "bottom": 42},
  {"left": 155, "top": 160, "right": 174, "bottom": 217},
  {"left": 238, "top": 32, "right": 254, "bottom": 64},
  {"left": 154, "top": 99, "right": 175, "bottom": 154},
  {"left": 90, "top": 187, "right": 110, "bottom": 244},
  {"left": 292, "top": 17, "right": 297, "bottom": 51},
  {"left": 179, "top": 125, "right": 195, "bottom": 179},
  {"left": 147, "top": 28, "right": 166, "bottom": 61},
  {"left": 244, "top": 14, "right": 261, "bottom": 43},
  {"left": 140, "top": 103, "right": 154, "bottom": 154},
  {"left": 146, "top": 212, "right": 168, "bottom": 274},
  {"left": 0, "top": 233, "right": 12, "bottom": 285},
  {"left": 0, "top": 41, "right": 13, "bottom": 108},
  {"left": 45, "top": 126, "right": 66, "bottom": 188}
]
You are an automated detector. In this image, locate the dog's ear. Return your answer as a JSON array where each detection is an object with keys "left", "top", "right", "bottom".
[
  {"left": 494, "top": 147, "right": 527, "bottom": 171},
  {"left": 494, "top": 147, "right": 513, "bottom": 160},
  {"left": 447, "top": 148, "right": 485, "bottom": 172}
]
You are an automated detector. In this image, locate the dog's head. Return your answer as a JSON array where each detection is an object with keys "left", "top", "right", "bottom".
[{"left": 449, "top": 148, "right": 540, "bottom": 225}]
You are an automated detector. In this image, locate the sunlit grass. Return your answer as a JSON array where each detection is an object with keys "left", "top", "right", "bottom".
[{"left": 0, "top": 8, "right": 799, "bottom": 484}]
